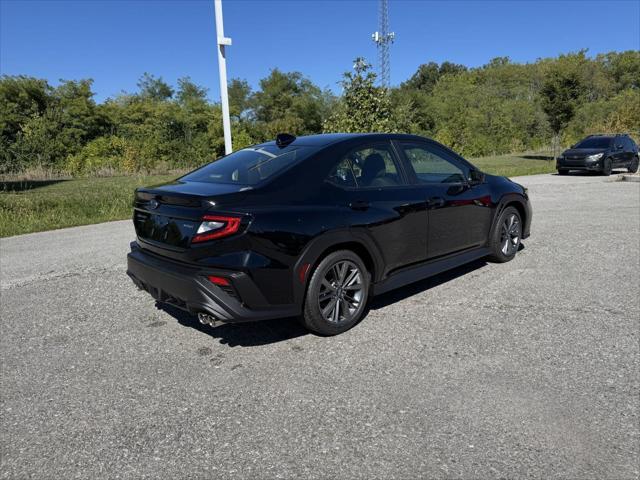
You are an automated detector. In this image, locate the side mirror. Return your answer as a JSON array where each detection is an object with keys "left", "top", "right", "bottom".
[
  {"left": 469, "top": 170, "right": 485, "bottom": 185},
  {"left": 617, "top": 144, "right": 624, "bottom": 150}
]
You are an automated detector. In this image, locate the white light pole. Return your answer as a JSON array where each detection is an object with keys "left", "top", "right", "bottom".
[{"left": 214, "top": 0, "right": 232, "bottom": 154}]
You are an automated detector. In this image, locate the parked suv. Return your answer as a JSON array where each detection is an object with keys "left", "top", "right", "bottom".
[
  {"left": 556, "top": 134, "right": 639, "bottom": 176},
  {"left": 127, "top": 133, "right": 532, "bottom": 335}
]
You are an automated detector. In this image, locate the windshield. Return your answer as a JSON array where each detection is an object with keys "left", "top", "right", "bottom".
[
  {"left": 574, "top": 137, "right": 612, "bottom": 149},
  {"left": 180, "top": 145, "right": 313, "bottom": 185}
]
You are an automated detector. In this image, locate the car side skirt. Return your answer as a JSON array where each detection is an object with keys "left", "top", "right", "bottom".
[{"left": 372, "top": 246, "right": 491, "bottom": 296}]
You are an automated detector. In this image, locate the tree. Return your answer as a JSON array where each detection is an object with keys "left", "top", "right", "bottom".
[
  {"left": 323, "top": 58, "right": 392, "bottom": 133},
  {"left": 0, "top": 76, "right": 53, "bottom": 172},
  {"left": 228, "top": 78, "right": 252, "bottom": 120},
  {"left": 540, "top": 52, "right": 589, "bottom": 136},
  {"left": 52, "top": 79, "right": 109, "bottom": 156},
  {"left": 2, "top": 50, "right": 639, "bottom": 176},
  {"left": 251, "top": 69, "right": 329, "bottom": 139},
  {"left": 137, "top": 73, "right": 174, "bottom": 101},
  {"left": 598, "top": 50, "right": 640, "bottom": 92},
  {"left": 541, "top": 69, "right": 584, "bottom": 136},
  {"left": 176, "top": 77, "right": 208, "bottom": 105},
  {"left": 400, "top": 61, "right": 467, "bottom": 93},
  {"left": 565, "top": 89, "right": 640, "bottom": 145}
]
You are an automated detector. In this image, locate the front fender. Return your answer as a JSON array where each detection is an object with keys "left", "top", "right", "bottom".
[{"left": 490, "top": 193, "right": 532, "bottom": 240}]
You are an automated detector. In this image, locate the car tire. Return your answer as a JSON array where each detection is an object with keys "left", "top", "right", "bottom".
[
  {"left": 602, "top": 158, "right": 612, "bottom": 176},
  {"left": 628, "top": 156, "right": 639, "bottom": 173},
  {"left": 558, "top": 169, "right": 569, "bottom": 175},
  {"left": 488, "top": 206, "right": 522, "bottom": 263},
  {"left": 301, "top": 250, "right": 370, "bottom": 336}
]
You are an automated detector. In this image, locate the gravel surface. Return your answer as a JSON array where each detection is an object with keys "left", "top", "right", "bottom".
[{"left": 1, "top": 173, "right": 639, "bottom": 479}]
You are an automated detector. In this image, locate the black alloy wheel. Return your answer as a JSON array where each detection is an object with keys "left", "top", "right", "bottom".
[{"left": 302, "top": 250, "right": 369, "bottom": 335}]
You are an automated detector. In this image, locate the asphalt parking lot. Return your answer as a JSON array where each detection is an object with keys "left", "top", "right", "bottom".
[{"left": 1, "top": 173, "right": 639, "bottom": 479}]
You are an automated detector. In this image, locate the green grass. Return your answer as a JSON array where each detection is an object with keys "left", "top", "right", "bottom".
[
  {"left": 0, "top": 175, "right": 178, "bottom": 237},
  {"left": 0, "top": 152, "right": 556, "bottom": 237},
  {"left": 470, "top": 152, "right": 556, "bottom": 177}
]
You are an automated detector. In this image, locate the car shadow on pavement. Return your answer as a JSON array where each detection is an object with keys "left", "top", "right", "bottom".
[
  {"left": 157, "top": 249, "right": 524, "bottom": 346},
  {"left": 368, "top": 259, "right": 489, "bottom": 310},
  {"left": 156, "top": 303, "right": 308, "bottom": 347},
  {"left": 369, "top": 244, "right": 526, "bottom": 310},
  {"left": 551, "top": 171, "right": 598, "bottom": 176}
]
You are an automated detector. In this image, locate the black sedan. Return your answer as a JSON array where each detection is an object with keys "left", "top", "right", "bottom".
[{"left": 127, "top": 133, "right": 532, "bottom": 335}]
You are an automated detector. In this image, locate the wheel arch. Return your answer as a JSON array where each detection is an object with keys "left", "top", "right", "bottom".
[
  {"left": 292, "top": 230, "right": 383, "bottom": 307},
  {"left": 505, "top": 200, "right": 527, "bottom": 229},
  {"left": 490, "top": 194, "right": 530, "bottom": 241}
]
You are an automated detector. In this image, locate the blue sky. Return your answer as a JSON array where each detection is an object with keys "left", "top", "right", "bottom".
[{"left": 1, "top": 0, "right": 639, "bottom": 102}]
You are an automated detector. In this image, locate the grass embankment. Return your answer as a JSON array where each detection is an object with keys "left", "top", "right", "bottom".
[
  {"left": 471, "top": 152, "right": 556, "bottom": 177},
  {"left": 0, "top": 175, "right": 177, "bottom": 237},
  {"left": 0, "top": 153, "right": 556, "bottom": 238}
]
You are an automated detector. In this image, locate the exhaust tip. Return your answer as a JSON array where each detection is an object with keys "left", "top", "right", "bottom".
[{"left": 197, "top": 313, "right": 219, "bottom": 328}]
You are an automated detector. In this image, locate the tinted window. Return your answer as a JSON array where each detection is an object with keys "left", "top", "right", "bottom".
[
  {"left": 181, "top": 145, "right": 313, "bottom": 185},
  {"left": 575, "top": 137, "right": 612, "bottom": 149},
  {"left": 326, "top": 158, "right": 357, "bottom": 188},
  {"left": 400, "top": 143, "right": 467, "bottom": 184},
  {"left": 624, "top": 137, "right": 636, "bottom": 151},
  {"left": 337, "top": 144, "right": 403, "bottom": 188}
]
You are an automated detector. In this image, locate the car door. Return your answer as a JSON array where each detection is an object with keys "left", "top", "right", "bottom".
[
  {"left": 624, "top": 137, "right": 635, "bottom": 165},
  {"left": 612, "top": 138, "right": 626, "bottom": 167},
  {"left": 325, "top": 141, "right": 428, "bottom": 275},
  {"left": 395, "top": 140, "right": 493, "bottom": 259}
]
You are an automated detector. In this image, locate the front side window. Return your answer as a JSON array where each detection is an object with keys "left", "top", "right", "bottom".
[
  {"left": 181, "top": 145, "right": 313, "bottom": 185},
  {"left": 400, "top": 143, "right": 467, "bottom": 184},
  {"left": 328, "top": 144, "right": 403, "bottom": 188}
]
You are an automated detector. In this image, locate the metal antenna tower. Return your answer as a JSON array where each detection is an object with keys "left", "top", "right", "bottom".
[{"left": 371, "top": 0, "right": 395, "bottom": 89}]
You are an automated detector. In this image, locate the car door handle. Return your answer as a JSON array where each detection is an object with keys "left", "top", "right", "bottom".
[
  {"left": 426, "top": 196, "right": 445, "bottom": 208},
  {"left": 349, "top": 200, "right": 370, "bottom": 211}
]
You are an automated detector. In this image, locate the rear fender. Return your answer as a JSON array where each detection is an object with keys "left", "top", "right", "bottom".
[{"left": 291, "top": 229, "right": 384, "bottom": 307}]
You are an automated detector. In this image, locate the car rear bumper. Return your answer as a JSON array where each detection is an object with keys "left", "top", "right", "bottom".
[{"left": 126, "top": 242, "right": 299, "bottom": 323}]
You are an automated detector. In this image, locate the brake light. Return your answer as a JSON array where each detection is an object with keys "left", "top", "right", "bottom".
[{"left": 192, "top": 215, "right": 242, "bottom": 243}]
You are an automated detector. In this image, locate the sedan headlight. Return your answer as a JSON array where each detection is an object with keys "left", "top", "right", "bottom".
[{"left": 586, "top": 153, "right": 604, "bottom": 162}]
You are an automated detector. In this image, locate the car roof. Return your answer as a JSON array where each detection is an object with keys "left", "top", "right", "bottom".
[
  {"left": 254, "top": 133, "right": 430, "bottom": 149},
  {"left": 583, "top": 133, "right": 630, "bottom": 139}
]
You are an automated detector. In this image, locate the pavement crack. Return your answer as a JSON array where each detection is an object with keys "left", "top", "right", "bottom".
[{"left": 1, "top": 265, "right": 123, "bottom": 290}]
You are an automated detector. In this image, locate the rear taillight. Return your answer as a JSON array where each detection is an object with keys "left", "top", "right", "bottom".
[{"left": 192, "top": 215, "right": 242, "bottom": 243}]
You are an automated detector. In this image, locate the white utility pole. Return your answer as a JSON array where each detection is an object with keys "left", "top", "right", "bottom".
[{"left": 214, "top": 0, "right": 233, "bottom": 154}]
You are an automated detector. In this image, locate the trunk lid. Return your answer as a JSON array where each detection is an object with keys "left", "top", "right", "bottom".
[{"left": 133, "top": 180, "right": 250, "bottom": 249}]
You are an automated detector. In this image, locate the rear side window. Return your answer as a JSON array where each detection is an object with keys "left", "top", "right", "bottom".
[
  {"left": 327, "top": 143, "right": 403, "bottom": 188},
  {"left": 326, "top": 158, "right": 358, "bottom": 188},
  {"left": 181, "top": 145, "right": 313, "bottom": 185}
]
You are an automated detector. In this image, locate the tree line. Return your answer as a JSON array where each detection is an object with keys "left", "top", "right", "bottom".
[{"left": 0, "top": 50, "right": 638, "bottom": 175}]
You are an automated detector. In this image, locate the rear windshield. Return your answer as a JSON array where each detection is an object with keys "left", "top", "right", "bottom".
[
  {"left": 574, "top": 137, "right": 612, "bottom": 149},
  {"left": 181, "top": 145, "right": 313, "bottom": 185}
]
